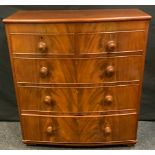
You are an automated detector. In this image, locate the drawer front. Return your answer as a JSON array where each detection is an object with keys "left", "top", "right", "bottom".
[
  {"left": 7, "top": 21, "right": 147, "bottom": 33},
  {"left": 76, "top": 21, "right": 148, "bottom": 33},
  {"left": 10, "top": 34, "right": 74, "bottom": 54},
  {"left": 7, "top": 23, "right": 76, "bottom": 33},
  {"left": 10, "top": 31, "right": 145, "bottom": 55},
  {"left": 77, "top": 56, "right": 143, "bottom": 83},
  {"left": 21, "top": 113, "right": 137, "bottom": 143},
  {"left": 18, "top": 85, "right": 139, "bottom": 113},
  {"left": 14, "top": 56, "right": 142, "bottom": 84},
  {"left": 14, "top": 58, "right": 76, "bottom": 83},
  {"left": 78, "top": 31, "right": 145, "bottom": 54}
]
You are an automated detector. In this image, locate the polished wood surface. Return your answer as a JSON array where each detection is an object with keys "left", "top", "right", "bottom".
[
  {"left": 78, "top": 31, "right": 145, "bottom": 54},
  {"left": 10, "top": 31, "right": 145, "bottom": 54},
  {"left": 21, "top": 113, "right": 137, "bottom": 143},
  {"left": 13, "top": 56, "right": 143, "bottom": 83},
  {"left": 3, "top": 9, "right": 151, "bottom": 23},
  {"left": 6, "top": 21, "right": 148, "bottom": 33},
  {"left": 10, "top": 33, "right": 74, "bottom": 54},
  {"left": 3, "top": 9, "right": 151, "bottom": 146},
  {"left": 18, "top": 84, "right": 139, "bottom": 113}
]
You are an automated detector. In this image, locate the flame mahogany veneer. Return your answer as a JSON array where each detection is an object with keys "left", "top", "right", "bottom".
[{"left": 3, "top": 9, "right": 151, "bottom": 146}]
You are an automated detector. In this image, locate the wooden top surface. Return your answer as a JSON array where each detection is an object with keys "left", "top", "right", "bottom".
[{"left": 3, "top": 9, "right": 151, "bottom": 23}]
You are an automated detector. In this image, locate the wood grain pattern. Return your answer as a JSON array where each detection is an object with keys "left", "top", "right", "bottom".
[
  {"left": 77, "top": 56, "right": 143, "bottom": 83},
  {"left": 76, "top": 21, "right": 148, "bottom": 33},
  {"left": 3, "top": 9, "right": 151, "bottom": 146},
  {"left": 78, "top": 31, "right": 145, "bottom": 54},
  {"left": 21, "top": 113, "right": 137, "bottom": 143},
  {"left": 18, "top": 84, "right": 139, "bottom": 113},
  {"left": 6, "top": 21, "right": 148, "bottom": 34},
  {"left": 7, "top": 23, "right": 75, "bottom": 33},
  {"left": 10, "top": 33, "right": 74, "bottom": 54},
  {"left": 10, "top": 31, "right": 145, "bottom": 55},
  {"left": 13, "top": 56, "right": 143, "bottom": 84},
  {"left": 13, "top": 58, "right": 76, "bottom": 83}
]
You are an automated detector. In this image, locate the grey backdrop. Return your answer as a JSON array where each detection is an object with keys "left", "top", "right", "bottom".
[{"left": 0, "top": 5, "right": 155, "bottom": 121}]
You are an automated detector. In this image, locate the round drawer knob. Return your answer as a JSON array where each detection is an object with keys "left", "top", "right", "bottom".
[
  {"left": 38, "top": 41, "right": 47, "bottom": 52},
  {"left": 105, "top": 65, "right": 114, "bottom": 76},
  {"left": 44, "top": 96, "right": 53, "bottom": 104},
  {"left": 104, "top": 95, "right": 113, "bottom": 104},
  {"left": 104, "top": 126, "right": 111, "bottom": 134},
  {"left": 107, "top": 41, "right": 116, "bottom": 51},
  {"left": 40, "top": 67, "right": 48, "bottom": 77},
  {"left": 46, "top": 126, "right": 53, "bottom": 134}
]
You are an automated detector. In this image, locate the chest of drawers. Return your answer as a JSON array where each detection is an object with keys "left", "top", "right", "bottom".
[{"left": 3, "top": 9, "right": 151, "bottom": 146}]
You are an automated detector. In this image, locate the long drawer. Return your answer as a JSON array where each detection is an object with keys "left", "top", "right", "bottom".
[
  {"left": 21, "top": 113, "right": 137, "bottom": 143},
  {"left": 18, "top": 84, "right": 139, "bottom": 113},
  {"left": 10, "top": 31, "right": 145, "bottom": 54},
  {"left": 13, "top": 55, "right": 143, "bottom": 84},
  {"left": 7, "top": 21, "right": 147, "bottom": 33}
]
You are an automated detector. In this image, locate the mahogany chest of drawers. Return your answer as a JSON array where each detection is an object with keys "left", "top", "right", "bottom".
[{"left": 3, "top": 9, "right": 151, "bottom": 146}]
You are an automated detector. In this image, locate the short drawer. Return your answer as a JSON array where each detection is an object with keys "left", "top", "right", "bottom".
[
  {"left": 10, "top": 34, "right": 74, "bottom": 54},
  {"left": 77, "top": 55, "right": 143, "bottom": 83},
  {"left": 18, "top": 84, "right": 139, "bottom": 113},
  {"left": 77, "top": 31, "right": 145, "bottom": 54},
  {"left": 76, "top": 21, "right": 148, "bottom": 33},
  {"left": 21, "top": 113, "right": 137, "bottom": 143},
  {"left": 13, "top": 55, "right": 143, "bottom": 84},
  {"left": 7, "top": 23, "right": 75, "bottom": 33},
  {"left": 13, "top": 58, "right": 76, "bottom": 83}
]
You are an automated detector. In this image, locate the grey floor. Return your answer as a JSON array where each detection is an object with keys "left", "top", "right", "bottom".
[{"left": 0, "top": 121, "right": 154, "bottom": 150}]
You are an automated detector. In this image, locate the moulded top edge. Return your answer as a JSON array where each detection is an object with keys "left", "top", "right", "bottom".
[{"left": 2, "top": 9, "right": 152, "bottom": 23}]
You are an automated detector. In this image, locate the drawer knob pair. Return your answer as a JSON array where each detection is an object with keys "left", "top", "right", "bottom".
[
  {"left": 107, "top": 41, "right": 116, "bottom": 51},
  {"left": 40, "top": 67, "right": 49, "bottom": 77},
  {"left": 38, "top": 41, "right": 47, "bottom": 53}
]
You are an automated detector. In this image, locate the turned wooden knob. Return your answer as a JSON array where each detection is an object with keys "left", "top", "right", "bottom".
[
  {"left": 104, "top": 126, "right": 111, "bottom": 134},
  {"left": 104, "top": 95, "right": 113, "bottom": 104},
  {"left": 44, "top": 96, "right": 52, "bottom": 104},
  {"left": 105, "top": 65, "right": 115, "bottom": 76},
  {"left": 38, "top": 41, "right": 47, "bottom": 52},
  {"left": 46, "top": 126, "right": 53, "bottom": 134},
  {"left": 107, "top": 41, "right": 116, "bottom": 51},
  {"left": 40, "top": 67, "right": 48, "bottom": 77}
]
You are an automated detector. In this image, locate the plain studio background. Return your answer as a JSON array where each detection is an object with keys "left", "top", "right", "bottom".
[{"left": 0, "top": 5, "right": 155, "bottom": 121}]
